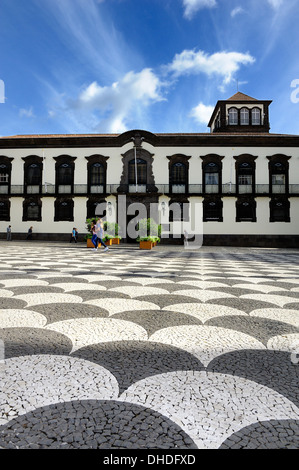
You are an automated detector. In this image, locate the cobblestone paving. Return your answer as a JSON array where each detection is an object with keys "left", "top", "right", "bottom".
[{"left": 0, "top": 242, "right": 299, "bottom": 449}]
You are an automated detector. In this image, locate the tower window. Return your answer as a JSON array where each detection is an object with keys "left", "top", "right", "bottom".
[
  {"left": 228, "top": 108, "right": 238, "bottom": 125},
  {"left": 252, "top": 108, "right": 261, "bottom": 125},
  {"left": 240, "top": 108, "right": 249, "bottom": 125}
]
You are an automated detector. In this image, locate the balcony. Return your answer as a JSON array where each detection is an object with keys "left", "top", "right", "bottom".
[{"left": 2, "top": 183, "right": 299, "bottom": 197}]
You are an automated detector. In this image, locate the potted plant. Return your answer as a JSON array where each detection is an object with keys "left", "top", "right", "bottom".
[
  {"left": 137, "top": 219, "right": 161, "bottom": 249},
  {"left": 139, "top": 236, "right": 153, "bottom": 250},
  {"left": 103, "top": 234, "right": 114, "bottom": 246},
  {"left": 104, "top": 221, "right": 122, "bottom": 244}
]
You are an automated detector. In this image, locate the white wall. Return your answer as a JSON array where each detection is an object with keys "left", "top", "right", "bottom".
[{"left": 1, "top": 144, "right": 299, "bottom": 237}]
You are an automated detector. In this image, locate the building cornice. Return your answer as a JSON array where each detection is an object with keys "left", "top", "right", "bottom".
[{"left": 1, "top": 131, "right": 299, "bottom": 148}]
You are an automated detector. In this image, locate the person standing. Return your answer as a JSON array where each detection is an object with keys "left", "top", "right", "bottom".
[
  {"left": 184, "top": 229, "right": 188, "bottom": 247},
  {"left": 91, "top": 221, "right": 98, "bottom": 250},
  {"left": 70, "top": 227, "right": 77, "bottom": 243},
  {"left": 95, "top": 218, "right": 109, "bottom": 252},
  {"left": 6, "top": 225, "right": 12, "bottom": 241},
  {"left": 26, "top": 226, "right": 33, "bottom": 240}
]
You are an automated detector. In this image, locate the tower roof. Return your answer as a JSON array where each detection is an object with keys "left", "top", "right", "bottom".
[{"left": 227, "top": 92, "right": 258, "bottom": 101}]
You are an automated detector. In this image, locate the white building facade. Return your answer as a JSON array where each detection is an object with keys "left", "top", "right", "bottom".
[{"left": 0, "top": 92, "right": 299, "bottom": 247}]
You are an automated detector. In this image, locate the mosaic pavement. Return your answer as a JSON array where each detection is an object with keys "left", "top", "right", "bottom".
[{"left": 0, "top": 242, "right": 299, "bottom": 450}]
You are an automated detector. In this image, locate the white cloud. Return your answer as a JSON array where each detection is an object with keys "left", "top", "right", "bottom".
[
  {"left": 267, "top": 0, "right": 284, "bottom": 8},
  {"left": 231, "top": 6, "right": 245, "bottom": 17},
  {"left": 166, "top": 49, "right": 255, "bottom": 86},
  {"left": 19, "top": 107, "right": 35, "bottom": 118},
  {"left": 189, "top": 102, "right": 214, "bottom": 126},
  {"left": 67, "top": 68, "right": 164, "bottom": 133},
  {"left": 183, "top": 0, "right": 217, "bottom": 19}
]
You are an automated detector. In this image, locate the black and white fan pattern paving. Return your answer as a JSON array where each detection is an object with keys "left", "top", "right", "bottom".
[{"left": 0, "top": 244, "right": 299, "bottom": 449}]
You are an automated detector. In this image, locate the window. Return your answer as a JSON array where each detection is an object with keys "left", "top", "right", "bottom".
[
  {"left": 239, "top": 174, "right": 252, "bottom": 185},
  {"left": 228, "top": 107, "right": 238, "bottom": 125},
  {"left": 0, "top": 162, "right": 11, "bottom": 194},
  {"left": 23, "top": 198, "right": 42, "bottom": 221},
  {"left": 238, "top": 162, "right": 253, "bottom": 186},
  {"left": 170, "top": 161, "right": 188, "bottom": 193},
  {"left": 203, "top": 199, "right": 223, "bottom": 221},
  {"left": 236, "top": 199, "right": 256, "bottom": 222},
  {"left": 87, "top": 199, "right": 107, "bottom": 219},
  {"left": 171, "top": 162, "right": 186, "bottom": 185},
  {"left": 27, "top": 163, "right": 42, "bottom": 185},
  {"left": 0, "top": 200, "right": 10, "bottom": 220},
  {"left": 252, "top": 108, "right": 261, "bottom": 125},
  {"left": 57, "top": 163, "right": 72, "bottom": 185},
  {"left": 86, "top": 155, "right": 108, "bottom": 194},
  {"left": 204, "top": 163, "right": 219, "bottom": 185},
  {"left": 55, "top": 199, "right": 74, "bottom": 221},
  {"left": 0, "top": 172, "right": 9, "bottom": 183},
  {"left": 128, "top": 158, "right": 147, "bottom": 185},
  {"left": 201, "top": 156, "right": 223, "bottom": 194},
  {"left": 90, "top": 163, "right": 104, "bottom": 186},
  {"left": 240, "top": 108, "right": 249, "bottom": 125},
  {"left": 270, "top": 198, "right": 290, "bottom": 222},
  {"left": 55, "top": 157, "right": 75, "bottom": 194},
  {"left": 168, "top": 155, "right": 190, "bottom": 195},
  {"left": 269, "top": 158, "right": 289, "bottom": 194}
]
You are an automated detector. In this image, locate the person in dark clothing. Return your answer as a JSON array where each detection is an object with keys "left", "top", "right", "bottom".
[{"left": 26, "top": 226, "right": 33, "bottom": 240}]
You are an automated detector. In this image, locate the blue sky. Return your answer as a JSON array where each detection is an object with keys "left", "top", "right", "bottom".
[{"left": 1, "top": 0, "right": 299, "bottom": 136}]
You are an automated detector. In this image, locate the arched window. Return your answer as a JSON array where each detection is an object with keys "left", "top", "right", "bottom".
[
  {"left": 240, "top": 108, "right": 249, "bottom": 125},
  {"left": 0, "top": 157, "right": 13, "bottom": 195},
  {"left": 27, "top": 163, "right": 41, "bottom": 185},
  {"left": 55, "top": 156, "right": 75, "bottom": 194},
  {"left": 268, "top": 156, "right": 290, "bottom": 195},
  {"left": 23, "top": 156, "right": 43, "bottom": 195},
  {"left": 228, "top": 107, "right": 238, "bottom": 125},
  {"left": 128, "top": 158, "right": 147, "bottom": 185},
  {"left": 168, "top": 155, "right": 190, "bottom": 195},
  {"left": 57, "top": 163, "right": 72, "bottom": 185},
  {"left": 204, "top": 162, "right": 220, "bottom": 186},
  {"left": 171, "top": 162, "right": 187, "bottom": 185},
  {"left": 90, "top": 163, "right": 104, "bottom": 186},
  {"left": 252, "top": 107, "right": 261, "bottom": 125},
  {"left": 0, "top": 163, "right": 10, "bottom": 194},
  {"left": 238, "top": 162, "right": 253, "bottom": 189},
  {"left": 86, "top": 155, "right": 108, "bottom": 194}
]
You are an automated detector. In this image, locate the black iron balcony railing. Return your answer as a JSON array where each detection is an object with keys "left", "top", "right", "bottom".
[{"left": 1, "top": 183, "right": 298, "bottom": 196}]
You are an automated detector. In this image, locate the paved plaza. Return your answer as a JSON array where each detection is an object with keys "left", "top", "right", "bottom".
[{"left": 0, "top": 241, "right": 299, "bottom": 450}]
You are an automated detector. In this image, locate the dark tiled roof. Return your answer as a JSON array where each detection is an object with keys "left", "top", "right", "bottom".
[{"left": 227, "top": 92, "right": 258, "bottom": 101}]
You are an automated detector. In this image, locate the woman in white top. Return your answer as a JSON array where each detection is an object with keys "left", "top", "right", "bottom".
[{"left": 94, "top": 218, "right": 109, "bottom": 252}]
